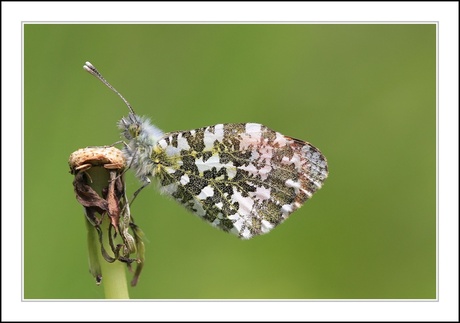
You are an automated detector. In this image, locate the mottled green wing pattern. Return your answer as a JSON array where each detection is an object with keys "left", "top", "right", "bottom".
[{"left": 150, "top": 123, "right": 328, "bottom": 239}]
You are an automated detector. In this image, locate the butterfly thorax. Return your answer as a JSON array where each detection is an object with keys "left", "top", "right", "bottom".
[{"left": 118, "top": 113, "right": 164, "bottom": 183}]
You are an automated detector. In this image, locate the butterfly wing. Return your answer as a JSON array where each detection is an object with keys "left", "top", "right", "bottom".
[{"left": 151, "top": 123, "right": 328, "bottom": 239}]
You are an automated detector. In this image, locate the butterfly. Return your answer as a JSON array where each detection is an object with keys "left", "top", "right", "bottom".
[{"left": 83, "top": 62, "right": 328, "bottom": 240}]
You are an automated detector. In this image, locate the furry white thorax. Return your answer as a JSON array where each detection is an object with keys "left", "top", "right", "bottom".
[{"left": 118, "top": 113, "right": 164, "bottom": 183}]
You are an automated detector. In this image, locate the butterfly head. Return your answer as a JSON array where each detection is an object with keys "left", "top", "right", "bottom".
[{"left": 118, "top": 113, "right": 164, "bottom": 145}]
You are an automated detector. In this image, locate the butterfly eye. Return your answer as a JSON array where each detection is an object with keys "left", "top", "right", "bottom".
[{"left": 128, "top": 123, "right": 140, "bottom": 138}]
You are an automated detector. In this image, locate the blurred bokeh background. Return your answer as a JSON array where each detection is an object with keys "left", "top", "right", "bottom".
[{"left": 24, "top": 24, "right": 436, "bottom": 299}]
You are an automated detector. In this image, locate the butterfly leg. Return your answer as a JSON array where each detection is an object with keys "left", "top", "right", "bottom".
[{"left": 128, "top": 178, "right": 151, "bottom": 206}]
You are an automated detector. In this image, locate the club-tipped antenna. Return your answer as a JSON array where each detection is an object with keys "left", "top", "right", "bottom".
[{"left": 83, "top": 61, "right": 136, "bottom": 115}]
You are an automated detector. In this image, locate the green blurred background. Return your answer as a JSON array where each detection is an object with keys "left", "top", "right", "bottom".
[{"left": 24, "top": 24, "right": 436, "bottom": 299}]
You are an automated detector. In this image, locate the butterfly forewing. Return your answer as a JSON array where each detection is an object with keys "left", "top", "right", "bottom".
[{"left": 150, "top": 123, "right": 328, "bottom": 239}]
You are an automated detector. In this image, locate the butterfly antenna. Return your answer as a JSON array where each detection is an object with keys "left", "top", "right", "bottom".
[{"left": 83, "top": 61, "right": 136, "bottom": 115}]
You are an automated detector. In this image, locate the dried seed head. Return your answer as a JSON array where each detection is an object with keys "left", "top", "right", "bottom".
[
  {"left": 69, "top": 145, "right": 144, "bottom": 286},
  {"left": 69, "top": 146, "right": 126, "bottom": 174}
]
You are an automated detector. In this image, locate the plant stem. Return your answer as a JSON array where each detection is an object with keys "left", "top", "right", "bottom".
[
  {"left": 97, "top": 217, "right": 130, "bottom": 299},
  {"left": 86, "top": 166, "right": 130, "bottom": 299}
]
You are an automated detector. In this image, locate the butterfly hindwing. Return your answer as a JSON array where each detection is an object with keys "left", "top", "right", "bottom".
[{"left": 150, "top": 123, "right": 328, "bottom": 239}]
